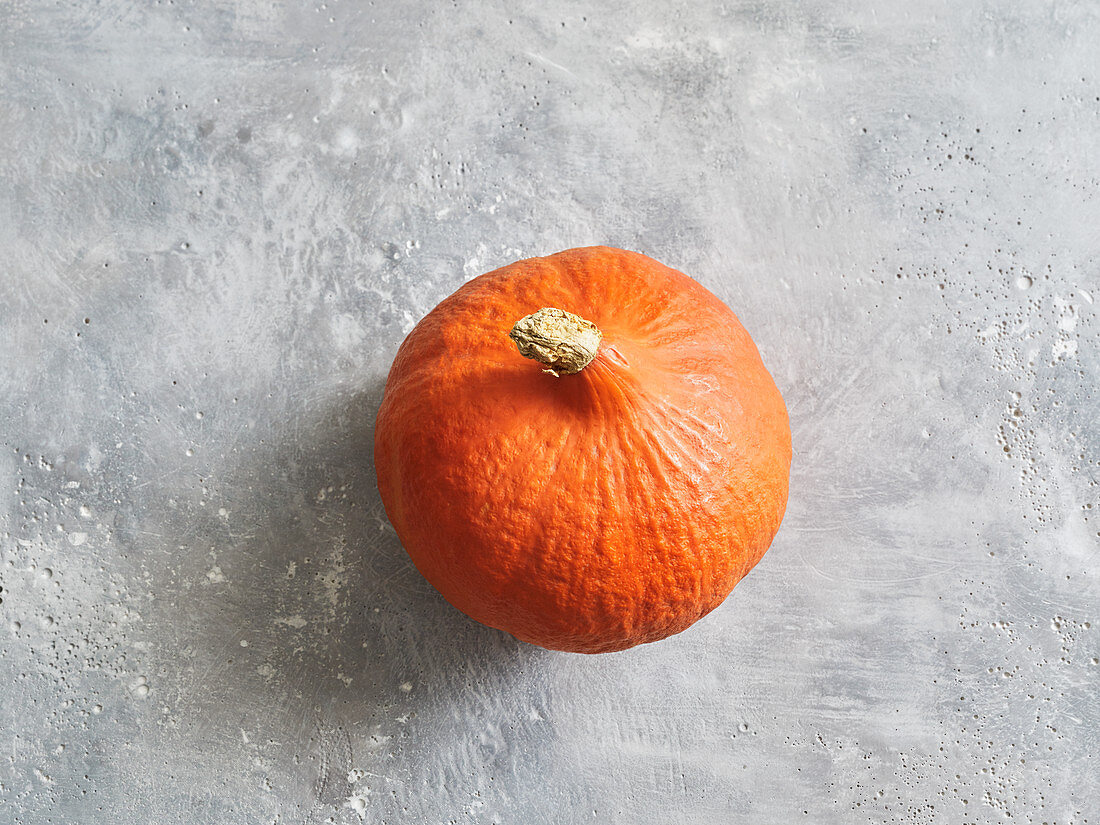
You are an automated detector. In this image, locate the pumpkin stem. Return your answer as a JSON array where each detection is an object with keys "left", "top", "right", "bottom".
[{"left": 509, "top": 307, "right": 603, "bottom": 376}]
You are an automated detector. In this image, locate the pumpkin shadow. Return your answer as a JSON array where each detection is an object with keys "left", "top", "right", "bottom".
[{"left": 152, "top": 372, "right": 547, "bottom": 815}]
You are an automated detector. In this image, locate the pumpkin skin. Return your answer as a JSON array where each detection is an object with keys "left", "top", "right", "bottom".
[{"left": 374, "top": 246, "right": 791, "bottom": 653}]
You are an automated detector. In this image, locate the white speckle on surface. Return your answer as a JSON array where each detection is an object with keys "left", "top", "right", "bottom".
[
  {"left": 1054, "top": 297, "right": 1079, "bottom": 331},
  {"left": 1052, "top": 338, "right": 1078, "bottom": 360},
  {"left": 345, "top": 789, "right": 370, "bottom": 820},
  {"left": 274, "top": 615, "right": 307, "bottom": 629},
  {"left": 335, "top": 127, "right": 359, "bottom": 155},
  {"left": 330, "top": 313, "right": 367, "bottom": 352},
  {"left": 398, "top": 682, "right": 412, "bottom": 693},
  {"left": 205, "top": 565, "right": 226, "bottom": 584},
  {"left": 67, "top": 532, "right": 87, "bottom": 546}
]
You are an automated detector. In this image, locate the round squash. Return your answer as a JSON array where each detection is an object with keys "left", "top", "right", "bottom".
[{"left": 374, "top": 246, "right": 791, "bottom": 653}]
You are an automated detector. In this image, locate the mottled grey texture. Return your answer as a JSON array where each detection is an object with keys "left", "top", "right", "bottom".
[{"left": 1, "top": 1, "right": 1098, "bottom": 823}]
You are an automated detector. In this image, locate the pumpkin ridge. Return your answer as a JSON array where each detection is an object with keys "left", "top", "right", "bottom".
[
  {"left": 593, "top": 364, "right": 704, "bottom": 619},
  {"left": 525, "top": 364, "right": 637, "bottom": 645},
  {"left": 608, "top": 409, "right": 675, "bottom": 639}
]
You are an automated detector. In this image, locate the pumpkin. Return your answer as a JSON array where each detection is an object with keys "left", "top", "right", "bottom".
[{"left": 374, "top": 246, "right": 791, "bottom": 653}]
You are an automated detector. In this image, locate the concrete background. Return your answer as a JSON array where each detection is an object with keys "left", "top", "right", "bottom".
[{"left": 1, "top": 1, "right": 1098, "bottom": 823}]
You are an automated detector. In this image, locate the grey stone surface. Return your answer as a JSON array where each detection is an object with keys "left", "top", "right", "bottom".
[{"left": 1, "top": 2, "right": 1098, "bottom": 823}]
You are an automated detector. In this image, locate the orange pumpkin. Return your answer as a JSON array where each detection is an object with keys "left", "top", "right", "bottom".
[{"left": 374, "top": 246, "right": 791, "bottom": 653}]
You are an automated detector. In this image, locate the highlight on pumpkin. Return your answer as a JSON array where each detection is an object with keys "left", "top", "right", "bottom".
[{"left": 509, "top": 307, "right": 602, "bottom": 376}]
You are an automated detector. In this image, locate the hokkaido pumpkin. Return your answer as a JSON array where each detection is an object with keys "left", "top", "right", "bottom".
[{"left": 374, "top": 246, "right": 791, "bottom": 653}]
